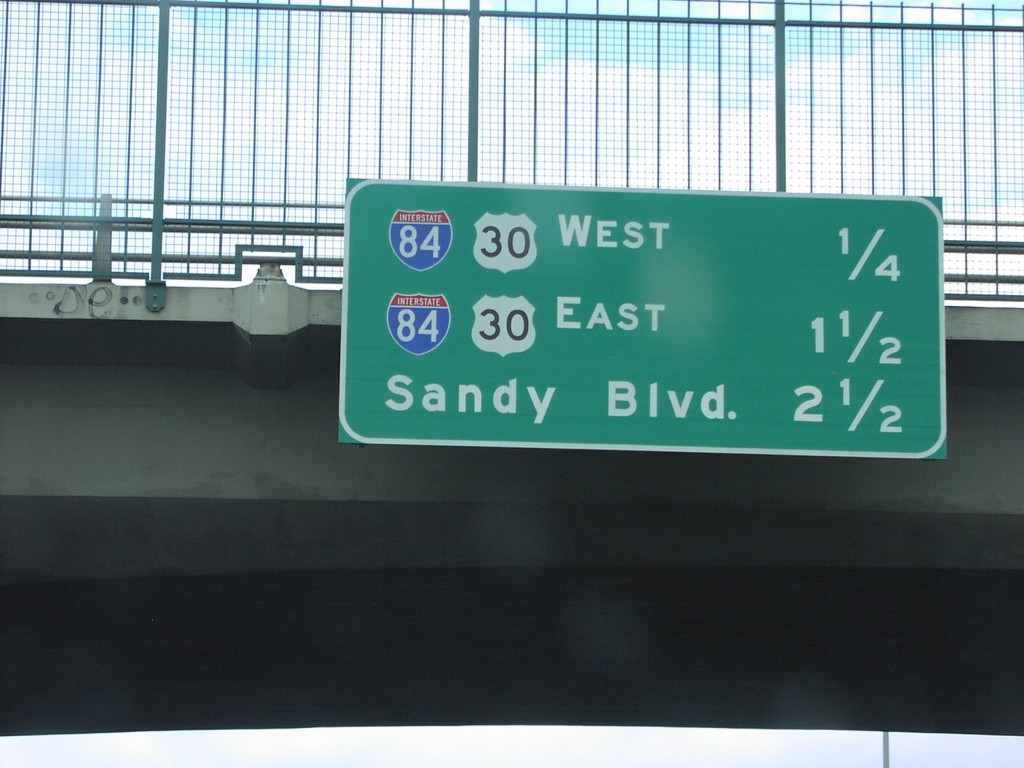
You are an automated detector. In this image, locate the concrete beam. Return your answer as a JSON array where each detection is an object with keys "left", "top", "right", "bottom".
[
  {"left": 2, "top": 351, "right": 1024, "bottom": 585},
  {"left": 0, "top": 275, "right": 341, "bottom": 334},
  {"left": 1, "top": 280, "right": 1021, "bottom": 340}
]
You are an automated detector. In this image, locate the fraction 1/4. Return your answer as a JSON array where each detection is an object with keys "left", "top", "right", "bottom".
[{"left": 840, "top": 227, "right": 900, "bottom": 282}]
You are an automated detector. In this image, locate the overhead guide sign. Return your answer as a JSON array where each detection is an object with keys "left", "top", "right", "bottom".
[{"left": 340, "top": 180, "right": 945, "bottom": 458}]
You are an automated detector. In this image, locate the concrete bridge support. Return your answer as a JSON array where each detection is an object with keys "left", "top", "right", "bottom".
[{"left": 2, "top": 280, "right": 1024, "bottom": 736}]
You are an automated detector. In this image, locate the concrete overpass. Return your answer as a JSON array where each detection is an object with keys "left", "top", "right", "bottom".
[{"left": 2, "top": 269, "right": 1024, "bottom": 737}]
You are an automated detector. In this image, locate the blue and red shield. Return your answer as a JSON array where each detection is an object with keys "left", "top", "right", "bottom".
[
  {"left": 386, "top": 294, "right": 451, "bottom": 355},
  {"left": 389, "top": 210, "right": 453, "bottom": 271}
]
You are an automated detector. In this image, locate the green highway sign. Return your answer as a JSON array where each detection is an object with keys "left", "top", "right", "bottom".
[{"left": 339, "top": 180, "right": 946, "bottom": 458}]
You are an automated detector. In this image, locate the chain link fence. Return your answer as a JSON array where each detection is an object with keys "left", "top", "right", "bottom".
[{"left": 0, "top": 0, "right": 1022, "bottom": 296}]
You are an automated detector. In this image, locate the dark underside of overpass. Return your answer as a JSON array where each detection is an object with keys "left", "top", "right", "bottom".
[
  {"left": 2, "top": 317, "right": 1024, "bottom": 737},
  {"left": 3, "top": 562, "right": 1024, "bottom": 737}
]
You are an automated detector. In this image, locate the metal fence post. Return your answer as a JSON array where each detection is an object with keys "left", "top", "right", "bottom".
[
  {"left": 92, "top": 193, "right": 112, "bottom": 280},
  {"left": 148, "top": 0, "right": 171, "bottom": 311},
  {"left": 774, "top": 0, "right": 786, "bottom": 192},
  {"left": 467, "top": 0, "right": 480, "bottom": 182}
]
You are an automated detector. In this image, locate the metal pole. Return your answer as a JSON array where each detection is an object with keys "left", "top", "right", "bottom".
[
  {"left": 883, "top": 731, "right": 890, "bottom": 768},
  {"left": 148, "top": 0, "right": 171, "bottom": 311},
  {"left": 774, "top": 0, "right": 786, "bottom": 192},
  {"left": 93, "top": 193, "right": 112, "bottom": 280},
  {"left": 467, "top": 0, "right": 480, "bottom": 182}
]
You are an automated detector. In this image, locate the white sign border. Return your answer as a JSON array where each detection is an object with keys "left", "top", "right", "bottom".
[{"left": 339, "top": 180, "right": 946, "bottom": 460}]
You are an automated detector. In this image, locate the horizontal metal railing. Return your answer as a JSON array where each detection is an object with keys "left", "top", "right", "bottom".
[{"left": 6, "top": 207, "right": 1022, "bottom": 296}]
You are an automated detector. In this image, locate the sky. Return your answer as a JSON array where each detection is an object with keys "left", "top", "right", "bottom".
[{"left": 2, "top": 727, "right": 1024, "bottom": 767}]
